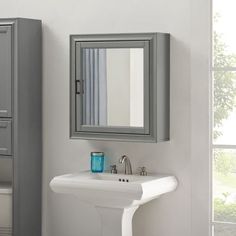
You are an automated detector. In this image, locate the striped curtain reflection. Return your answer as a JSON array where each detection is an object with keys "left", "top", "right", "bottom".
[{"left": 82, "top": 48, "right": 107, "bottom": 126}]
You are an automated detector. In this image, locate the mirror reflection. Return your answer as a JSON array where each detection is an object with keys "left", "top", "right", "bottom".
[{"left": 81, "top": 48, "right": 144, "bottom": 127}]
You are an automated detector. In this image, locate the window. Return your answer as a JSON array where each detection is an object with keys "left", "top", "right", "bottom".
[{"left": 212, "top": 0, "right": 236, "bottom": 235}]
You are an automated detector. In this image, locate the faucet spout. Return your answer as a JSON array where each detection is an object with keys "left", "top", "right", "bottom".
[{"left": 119, "top": 155, "right": 132, "bottom": 175}]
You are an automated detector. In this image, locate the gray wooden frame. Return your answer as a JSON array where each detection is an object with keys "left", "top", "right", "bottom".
[
  {"left": 76, "top": 40, "right": 149, "bottom": 135},
  {"left": 0, "top": 18, "right": 42, "bottom": 236},
  {"left": 70, "top": 33, "right": 170, "bottom": 142}
]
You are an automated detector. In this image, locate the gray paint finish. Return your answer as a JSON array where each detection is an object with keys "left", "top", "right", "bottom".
[
  {"left": 0, "top": 26, "right": 12, "bottom": 117},
  {"left": 0, "top": 18, "right": 42, "bottom": 236},
  {"left": 0, "top": 120, "right": 12, "bottom": 155},
  {"left": 70, "top": 33, "right": 170, "bottom": 142},
  {"left": 14, "top": 18, "right": 42, "bottom": 236},
  {"left": 156, "top": 34, "right": 170, "bottom": 141}
]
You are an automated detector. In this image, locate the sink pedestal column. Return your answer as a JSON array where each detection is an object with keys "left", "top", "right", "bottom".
[{"left": 96, "top": 206, "right": 139, "bottom": 236}]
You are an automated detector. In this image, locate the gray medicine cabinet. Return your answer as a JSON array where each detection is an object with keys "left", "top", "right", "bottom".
[
  {"left": 0, "top": 18, "right": 42, "bottom": 236},
  {"left": 70, "top": 33, "right": 170, "bottom": 142}
]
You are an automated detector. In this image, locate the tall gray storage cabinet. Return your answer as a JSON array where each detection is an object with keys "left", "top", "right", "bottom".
[{"left": 0, "top": 18, "right": 42, "bottom": 236}]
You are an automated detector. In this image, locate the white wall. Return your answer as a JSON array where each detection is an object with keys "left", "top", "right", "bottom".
[{"left": 0, "top": 0, "right": 211, "bottom": 236}]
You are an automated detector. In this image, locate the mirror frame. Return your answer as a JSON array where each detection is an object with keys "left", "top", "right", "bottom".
[{"left": 70, "top": 33, "right": 170, "bottom": 142}]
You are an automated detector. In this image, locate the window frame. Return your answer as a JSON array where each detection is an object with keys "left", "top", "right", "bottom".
[{"left": 211, "top": 3, "right": 236, "bottom": 232}]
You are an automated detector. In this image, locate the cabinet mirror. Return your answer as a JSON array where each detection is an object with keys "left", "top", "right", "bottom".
[{"left": 70, "top": 33, "right": 170, "bottom": 142}]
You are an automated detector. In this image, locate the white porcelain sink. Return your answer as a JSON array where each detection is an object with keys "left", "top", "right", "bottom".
[
  {"left": 50, "top": 171, "right": 177, "bottom": 236},
  {"left": 50, "top": 171, "right": 177, "bottom": 208}
]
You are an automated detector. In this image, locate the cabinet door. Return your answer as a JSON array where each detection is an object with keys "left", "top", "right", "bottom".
[
  {"left": 0, "top": 120, "right": 12, "bottom": 156},
  {"left": 0, "top": 26, "right": 12, "bottom": 117}
]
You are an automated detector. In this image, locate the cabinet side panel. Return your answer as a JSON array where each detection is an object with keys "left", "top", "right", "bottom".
[
  {"left": 156, "top": 34, "right": 170, "bottom": 141},
  {"left": 13, "top": 19, "right": 42, "bottom": 236}
]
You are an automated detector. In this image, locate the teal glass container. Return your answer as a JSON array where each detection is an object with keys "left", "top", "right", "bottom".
[{"left": 91, "top": 152, "right": 104, "bottom": 173}]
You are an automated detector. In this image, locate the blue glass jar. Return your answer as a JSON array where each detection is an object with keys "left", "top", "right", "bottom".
[{"left": 91, "top": 152, "right": 104, "bottom": 173}]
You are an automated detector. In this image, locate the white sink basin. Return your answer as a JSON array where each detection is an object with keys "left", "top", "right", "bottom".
[
  {"left": 50, "top": 171, "right": 177, "bottom": 236},
  {"left": 50, "top": 171, "right": 177, "bottom": 208}
]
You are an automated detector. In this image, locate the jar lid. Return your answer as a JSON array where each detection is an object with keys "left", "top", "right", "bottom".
[{"left": 91, "top": 152, "right": 104, "bottom": 156}]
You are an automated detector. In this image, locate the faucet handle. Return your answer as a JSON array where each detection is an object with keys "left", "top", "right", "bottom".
[
  {"left": 138, "top": 167, "right": 147, "bottom": 176},
  {"left": 110, "top": 165, "right": 118, "bottom": 174}
]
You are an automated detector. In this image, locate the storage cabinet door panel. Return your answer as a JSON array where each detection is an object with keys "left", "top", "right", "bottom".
[
  {"left": 0, "top": 120, "right": 12, "bottom": 155},
  {"left": 0, "top": 26, "right": 12, "bottom": 117}
]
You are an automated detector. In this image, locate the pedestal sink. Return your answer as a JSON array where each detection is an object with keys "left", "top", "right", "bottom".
[{"left": 50, "top": 171, "right": 177, "bottom": 236}]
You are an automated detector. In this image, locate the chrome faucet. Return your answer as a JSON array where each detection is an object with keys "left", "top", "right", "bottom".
[{"left": 119, "top": 155, "right": 132, "bottom": 175}]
